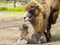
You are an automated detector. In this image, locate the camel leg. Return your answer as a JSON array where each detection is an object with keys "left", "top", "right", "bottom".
[{"left": 44, "top": 23, "right": 52, "bottom": 42}]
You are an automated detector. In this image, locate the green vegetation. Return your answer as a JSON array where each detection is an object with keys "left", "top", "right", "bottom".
[
  {"left": 0, "top": 7, "right": 7, "bottom": 11},
  {"left": 20, "top": 3, "right": 26, "bottom": 6},
  {"left": 0, "top": 2, "right": 25, "bottom": 14},
  {"left": 59, "top": 11, "right": 60, "bottom": 16},
  {"left": 0, "top": 7, "right": 25, "bottom": 13}
]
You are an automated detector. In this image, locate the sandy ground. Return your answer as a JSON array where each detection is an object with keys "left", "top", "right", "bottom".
[{"left": 0, "top": 11, "right": 60, "bottom": 45}]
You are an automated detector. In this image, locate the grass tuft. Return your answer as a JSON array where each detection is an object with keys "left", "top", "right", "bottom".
[
  {"left": 0, "top": 7, "right": 7, "bottom": 11},
  {"left": 0, "top": 7, "right": 25, "bottom": 13}
]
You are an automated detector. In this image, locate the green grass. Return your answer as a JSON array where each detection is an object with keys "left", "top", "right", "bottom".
[
  {"left": 20, "top": 3, "right": 26, "bottom": 6},
  {"left": 0, "top": 7, "right": 25, "bottom": 13},
  {"left": 8, "top": 8, "right": 24, "bottom": 12},
  {"left": 59, "top": 11, "right": 60, "bottom": 17},
  {"left": 0, "top": 7, "right": 7, "bottom": 11}
]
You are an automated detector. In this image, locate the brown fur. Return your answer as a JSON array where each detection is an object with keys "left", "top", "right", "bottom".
[
  {"left": 24, "top": 0, "right": 51, "bottom": 37},
  {"left": 47, "top": 0, "right": 60, "bottom": 42},
  {"left": 25, "top": 1, "right": 44, "bottom": 34},
  {"left": 35, "top": 0, "right": 60, "bottom": 24},
  {"left": 24, "top": 0, "right": 60, "bottom": 42},
  {"left": 35, "top": 0, "right": 60, "bottom": 42}
]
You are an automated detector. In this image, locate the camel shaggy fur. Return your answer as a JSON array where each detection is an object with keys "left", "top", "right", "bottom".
[
  {"left": 24, "top": 0, "right": 51, "bottom": 42},
  {"left": 23, "top": 0, "right": 60, "bottom": 43},
  {"left": 34, "top": 0, "right": 60, "bottom": 42}
]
